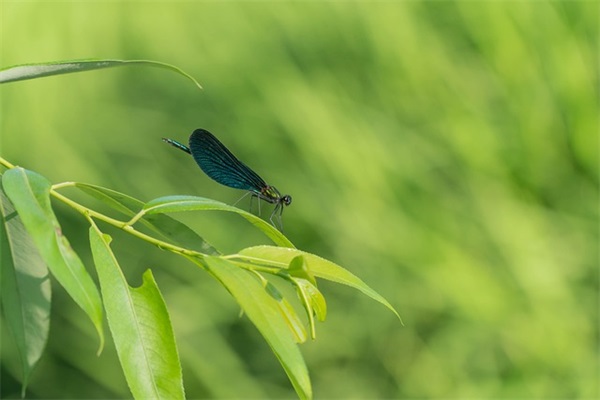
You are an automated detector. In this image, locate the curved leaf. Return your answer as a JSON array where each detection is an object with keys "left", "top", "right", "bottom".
[
  {"left": 0, "top": 187, "right": 51, "bottom": 396},
  {"left": 287, "top": 256, "right": 323, "bottom": 339},
  {"left": 289, "top": 255, "right": 316, "bottom": 286},
  {"left": 263, "top": 279, "right": 307, "bottom": 344},
  {"left": 74, "top": 183, "right": 217, "bottom": 254},
  {"left": 295, "top": 277, "right": 327, "bottom": 323},
  {"left": 202, "top": 256, "right": 311, "bottom": 399},
  {"left": 89, "top": 224, "right": 185, "bottom": 399},
  {"left": 0, "top": 59, "right": 202, "bottom": 89},
  {"left": 239, "top": 246, "right": 401, "bottom": 321},
  {"left": 2, "top": 168, "right": 104, "bottom": 350},
  {"left": 293, "top": 276, "right": 327, "bottom": 340},
  {"left": 143, "top": 195, "right": 294, "bottom": 248}
]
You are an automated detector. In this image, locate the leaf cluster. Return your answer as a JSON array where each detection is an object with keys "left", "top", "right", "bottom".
[{"left": 0, "top": 60, "right": 399, "bottom": 399}]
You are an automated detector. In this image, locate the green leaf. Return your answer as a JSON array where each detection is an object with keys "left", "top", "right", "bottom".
[
  {"left": 74, "top": 183, "right": 218, "bottom": 254},
  {"left": 287, "top": 256, "right": 324, "bottom": 339},
  {"left": 0, "top": 59, "right": 202, "bottom": 89},
  {"left": 293, "top": 276, "right": 327, "bottom": 340},
  {"left": 143, "top": 195, "right": 295, "bottom": 248},
  {"left": 289, "top": 255, "right": 317, "bottom": 286},
  {"left": 239, "top": 246, "right": 402, "bottom": 321},
  {"left": 89, "top": 223, "right": 185, "bottom": 399},
  {"left": 2, "top": 168, "right": 105, "bottom": 350},
  {"left": 294, "top": 278, "right": 327, "bottom": 323},
  {"left": 202, "top": 256, "right": 312, "bottom": 400},
  {"left": 262, "top": 278, "right": 307, "bottom": 344},
  {"left": 0, "top": 187, "right": 51, "bottom": 396},
  {"left": 75, "top": 183, "right": 143, "bottom": 217}
]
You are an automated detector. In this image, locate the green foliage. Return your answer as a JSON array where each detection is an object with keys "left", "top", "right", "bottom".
[
  {"left": 203, "top": 256, "right": 311, "bottom": 399},
  {"left": 0, "top": 59, "right": 201, "bottom": 89},
  {"left": 142, "top": 195, "right": 293, "bottom": 247},
  {"left": 74, "top": 183, "right": 218, "bottom": 255},
  {"left": 89, "top": 225, "right": 185, "bottom": 399},
  {"left": 238, "top": 245, "right": 400, "bottom": 320},
  {"left": 0, "top": 56, "right": 397, "bottom": 400},
  {"left": 2, "top": 168, "right": 105, "bottom": 352},
  {"left": 0, "top": 162, "right": 392, "bottom": 399},
  {"left": 0, "top": 188, "right": 50, "bottom": 397},
  {"left": 1, "top": 3, "right": 597, "bottom": 399}
]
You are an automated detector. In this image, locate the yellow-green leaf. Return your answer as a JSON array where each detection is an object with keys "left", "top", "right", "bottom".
[
  {"left": 89, "top": 223, "right": 185, "bottom": 399},
  {"left": 202, "top": 256, "right": 312, "bottom": 399},
  {"left": 0, "top": 186, "right": 51, "bottom": 396},
  {"left": 0, "top": 59, "right": 202, "bottom": 89},
  {"left": 2, "top": 168, "right": 104, "bottom": 350},
  {"left": 239, "top": 245, "right": 401, "bottom": 321},
  {"left": 143, "top": 195, "right": 294, "bottom": 248}
]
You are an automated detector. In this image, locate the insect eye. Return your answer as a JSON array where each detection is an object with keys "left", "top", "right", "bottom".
[{"left": 283, "top": 195, "right": 292, "bottom": 206}]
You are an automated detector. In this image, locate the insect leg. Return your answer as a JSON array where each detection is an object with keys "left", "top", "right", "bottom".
[
  {"left": 233, "top": 191, "right": 251, "bottom": 207},
  {"left": 270, "top": 203, "right": 284, "bottom": 232}
]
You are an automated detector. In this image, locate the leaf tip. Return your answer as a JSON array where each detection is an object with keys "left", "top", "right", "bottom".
[
  {"left": 389, "top": 306, "right": 403, "bottom": 325},
  {"left": 96, "top": 331, "right": 105, "bottom": 356}
]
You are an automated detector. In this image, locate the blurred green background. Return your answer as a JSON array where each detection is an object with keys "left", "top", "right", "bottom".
[{"left": 1, "top": 1, "right": 598, "bottom": 399}]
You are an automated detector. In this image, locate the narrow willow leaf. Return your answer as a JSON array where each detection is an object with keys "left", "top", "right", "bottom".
[
  {"left": 239, "top": 246, "right": 401, "bottom": 321},
  {"left": 0, "top": 59, "right": 202, "bottom": 89},
  {"left": 289, "top": 255, "right": 316, "bottom": 286},
  {"left": 263, "top": 280, "right": 307, "bottom": 344},
  {"left": 202, "top": 256, "right": 312, "bottom": 400},
  {"left": 143, "top": 195, "right": 294, "bottom": 248},
  {"left": 89, "top": 224, "right": 184, "bottom": 399},
  {"left": 294, "top": 278, "right": 327, "bottom": 323},
  {"left": 75, "top": 183, "right": 142, "bottom": 216},
  {"left": 0, "top": 187, "right": 51, "bottom": 396},
  {"left": 2, "top": 168, "right": 105, "bottom": 349},
  {"left": 74, "top": 183, "right": 217, "bottom": 254}
]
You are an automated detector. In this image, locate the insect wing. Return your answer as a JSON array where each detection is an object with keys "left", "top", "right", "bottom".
[{"left": 189, "top": 129, "right": 267, "bottom": 192}]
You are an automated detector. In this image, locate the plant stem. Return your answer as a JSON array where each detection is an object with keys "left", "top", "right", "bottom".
[
  {"left": 2, "top": 156, "right": 265, "bottom": 269},
  {"left": 0, "top": 156, "right": 16, "bottom": 169},
  {"left": 125, "top": 209, "right": 147, "bottom": 226},
  {"left": 52, "top": 181, "right": 76, "bottom": 190},
  {"left": 50, "top": 189, "right": 204, "bottom": 259}
]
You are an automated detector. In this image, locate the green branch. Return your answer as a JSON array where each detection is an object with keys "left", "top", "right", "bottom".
[{"left": 49, "top": 187, "right": 203, "bottom": 259}]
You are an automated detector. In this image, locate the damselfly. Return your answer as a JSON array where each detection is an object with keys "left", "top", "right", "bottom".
[{"left": 163, "top": 129, "right": 292, "bottom": 231}]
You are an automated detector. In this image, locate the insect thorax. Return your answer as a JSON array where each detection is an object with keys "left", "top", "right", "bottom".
[{"left": 259, "top": 185, "right": 281, "bottom": 203}]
